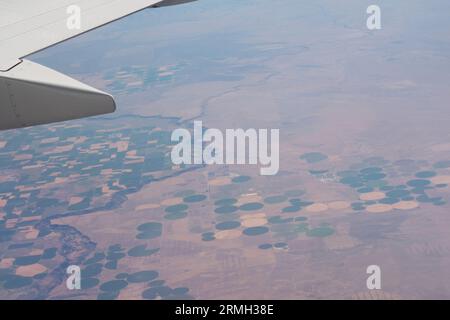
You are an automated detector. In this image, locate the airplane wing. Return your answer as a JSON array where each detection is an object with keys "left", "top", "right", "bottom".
[{"left": 0, "top": 0, "right": 197, "bottom": 130}]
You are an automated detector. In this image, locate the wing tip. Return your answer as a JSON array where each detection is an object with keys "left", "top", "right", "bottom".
[{"left": 0, "top": 61, "right": 118, "bottom": 130}]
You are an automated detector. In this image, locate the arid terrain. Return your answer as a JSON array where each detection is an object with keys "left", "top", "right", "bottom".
[{"left": 1, "top": 0, "right": 450, "bottom": 299}]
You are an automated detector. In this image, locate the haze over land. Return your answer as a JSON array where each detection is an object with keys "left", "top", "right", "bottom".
[{"left": 1, "top": 0, "right": 450, "bottom": 299}]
